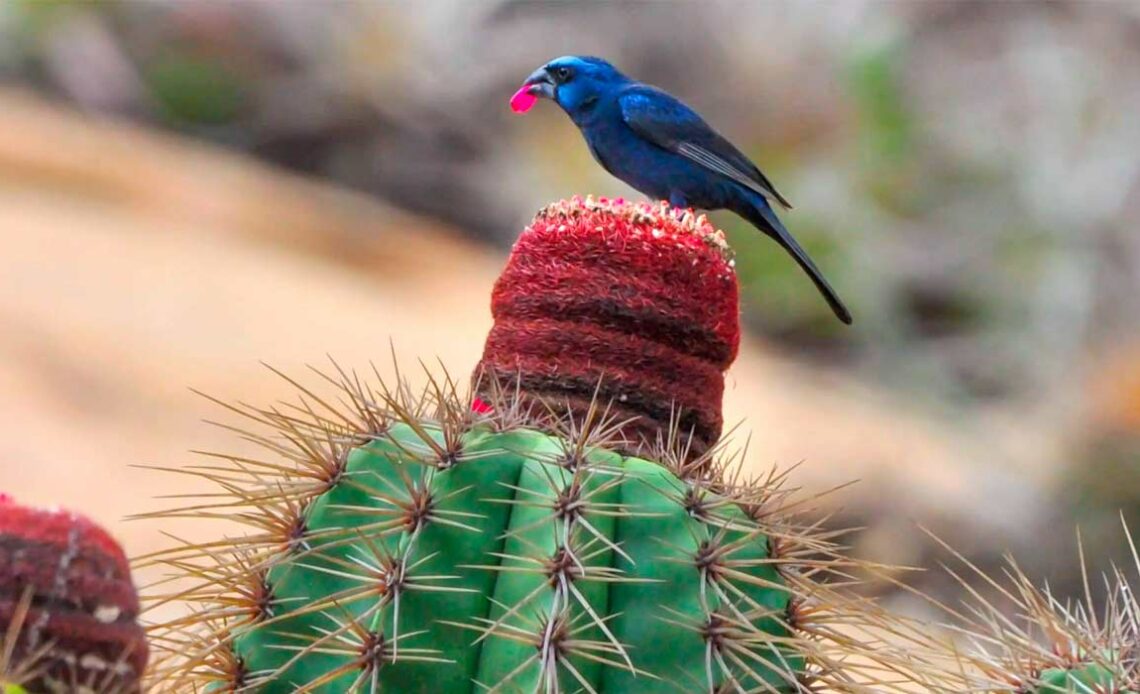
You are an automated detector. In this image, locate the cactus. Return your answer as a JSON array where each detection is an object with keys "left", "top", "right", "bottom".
[
  {"left": 965, "top": 537, "right": 1140, "bottom": 693},
  {"left": 142, "top": 198, "right": 905, "bottom": 692},
  {"left": 0, "top": 495, "right": 147, "bottom": 693},
  {"left": 872, "top": 528, "right": 1140, "bottom": 694},
  {"left": 144, "top": 195, "right": 1140, "bottom": 693}
]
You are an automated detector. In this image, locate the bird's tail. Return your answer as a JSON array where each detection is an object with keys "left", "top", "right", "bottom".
[{"left": 734, "top": 194, "right": 853, "bottom": 325}]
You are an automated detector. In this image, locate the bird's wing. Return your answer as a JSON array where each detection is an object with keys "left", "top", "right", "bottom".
[{"left": 618, "top": 86, "right": 792, "bottom": 209}]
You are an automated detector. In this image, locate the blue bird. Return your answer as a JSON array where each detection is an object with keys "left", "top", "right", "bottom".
[{"left": 513, "top": 55, "right": 852, "bottom": 325}]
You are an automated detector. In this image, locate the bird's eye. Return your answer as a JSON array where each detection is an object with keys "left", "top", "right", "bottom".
[{"left": 553, "top": 66, "right": 572, "bottom": 82}]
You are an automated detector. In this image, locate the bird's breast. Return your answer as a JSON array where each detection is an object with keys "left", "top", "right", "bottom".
[{"left": 582, "top": 126, "right": 669, "bottom": 197}]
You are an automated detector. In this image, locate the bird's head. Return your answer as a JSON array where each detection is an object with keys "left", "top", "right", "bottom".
[{"left": 511, "top": 56, "right": 628, "bottom": 119}]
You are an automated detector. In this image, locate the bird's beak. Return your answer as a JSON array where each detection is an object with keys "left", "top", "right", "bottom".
[{"left": 522, "top": 68, "right": 556, "bottom": 99}]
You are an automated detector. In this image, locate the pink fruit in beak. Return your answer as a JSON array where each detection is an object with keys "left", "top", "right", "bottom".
[{"left": 510, "top": 85, "right": 538, "bottom": 114}]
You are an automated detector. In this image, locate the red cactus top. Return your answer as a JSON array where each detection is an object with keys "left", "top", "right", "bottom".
[
  {"left": 477, "top": 196, "right": 740, "bottom": 455},
  {"left": 0, "top": 495, "right": 147, "bottom": 689}
]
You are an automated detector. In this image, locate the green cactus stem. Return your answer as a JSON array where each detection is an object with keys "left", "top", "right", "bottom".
[
  {"left": 229, "top": 417, "right": 806, "bottom": 691},
  {"left": 1036, "top": 663, "right": 1122, "bottom": 693}
]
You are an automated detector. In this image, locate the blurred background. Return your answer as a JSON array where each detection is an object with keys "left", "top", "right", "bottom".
[{"left": 1, "top": 0, "right": 1139, "bottom": 625}]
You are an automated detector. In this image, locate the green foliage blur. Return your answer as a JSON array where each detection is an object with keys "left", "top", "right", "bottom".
[{"left": 145, "top": 51, "right": 246, "bottom": 126}]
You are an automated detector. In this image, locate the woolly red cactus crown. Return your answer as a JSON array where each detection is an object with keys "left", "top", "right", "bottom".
[
  {"left": 0, "top": 496, "right": 146, "bottom": 692},
  {"left": 477, "top": 196, "right": 740, "bottom": 456}
]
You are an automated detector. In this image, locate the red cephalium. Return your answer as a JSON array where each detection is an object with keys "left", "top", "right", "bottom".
[
  {"left": 477, "top": 196, "right": 740, "bottom": 456},
  {"left": 0, "top": 495, "right": 147, "bottom": 692}
]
